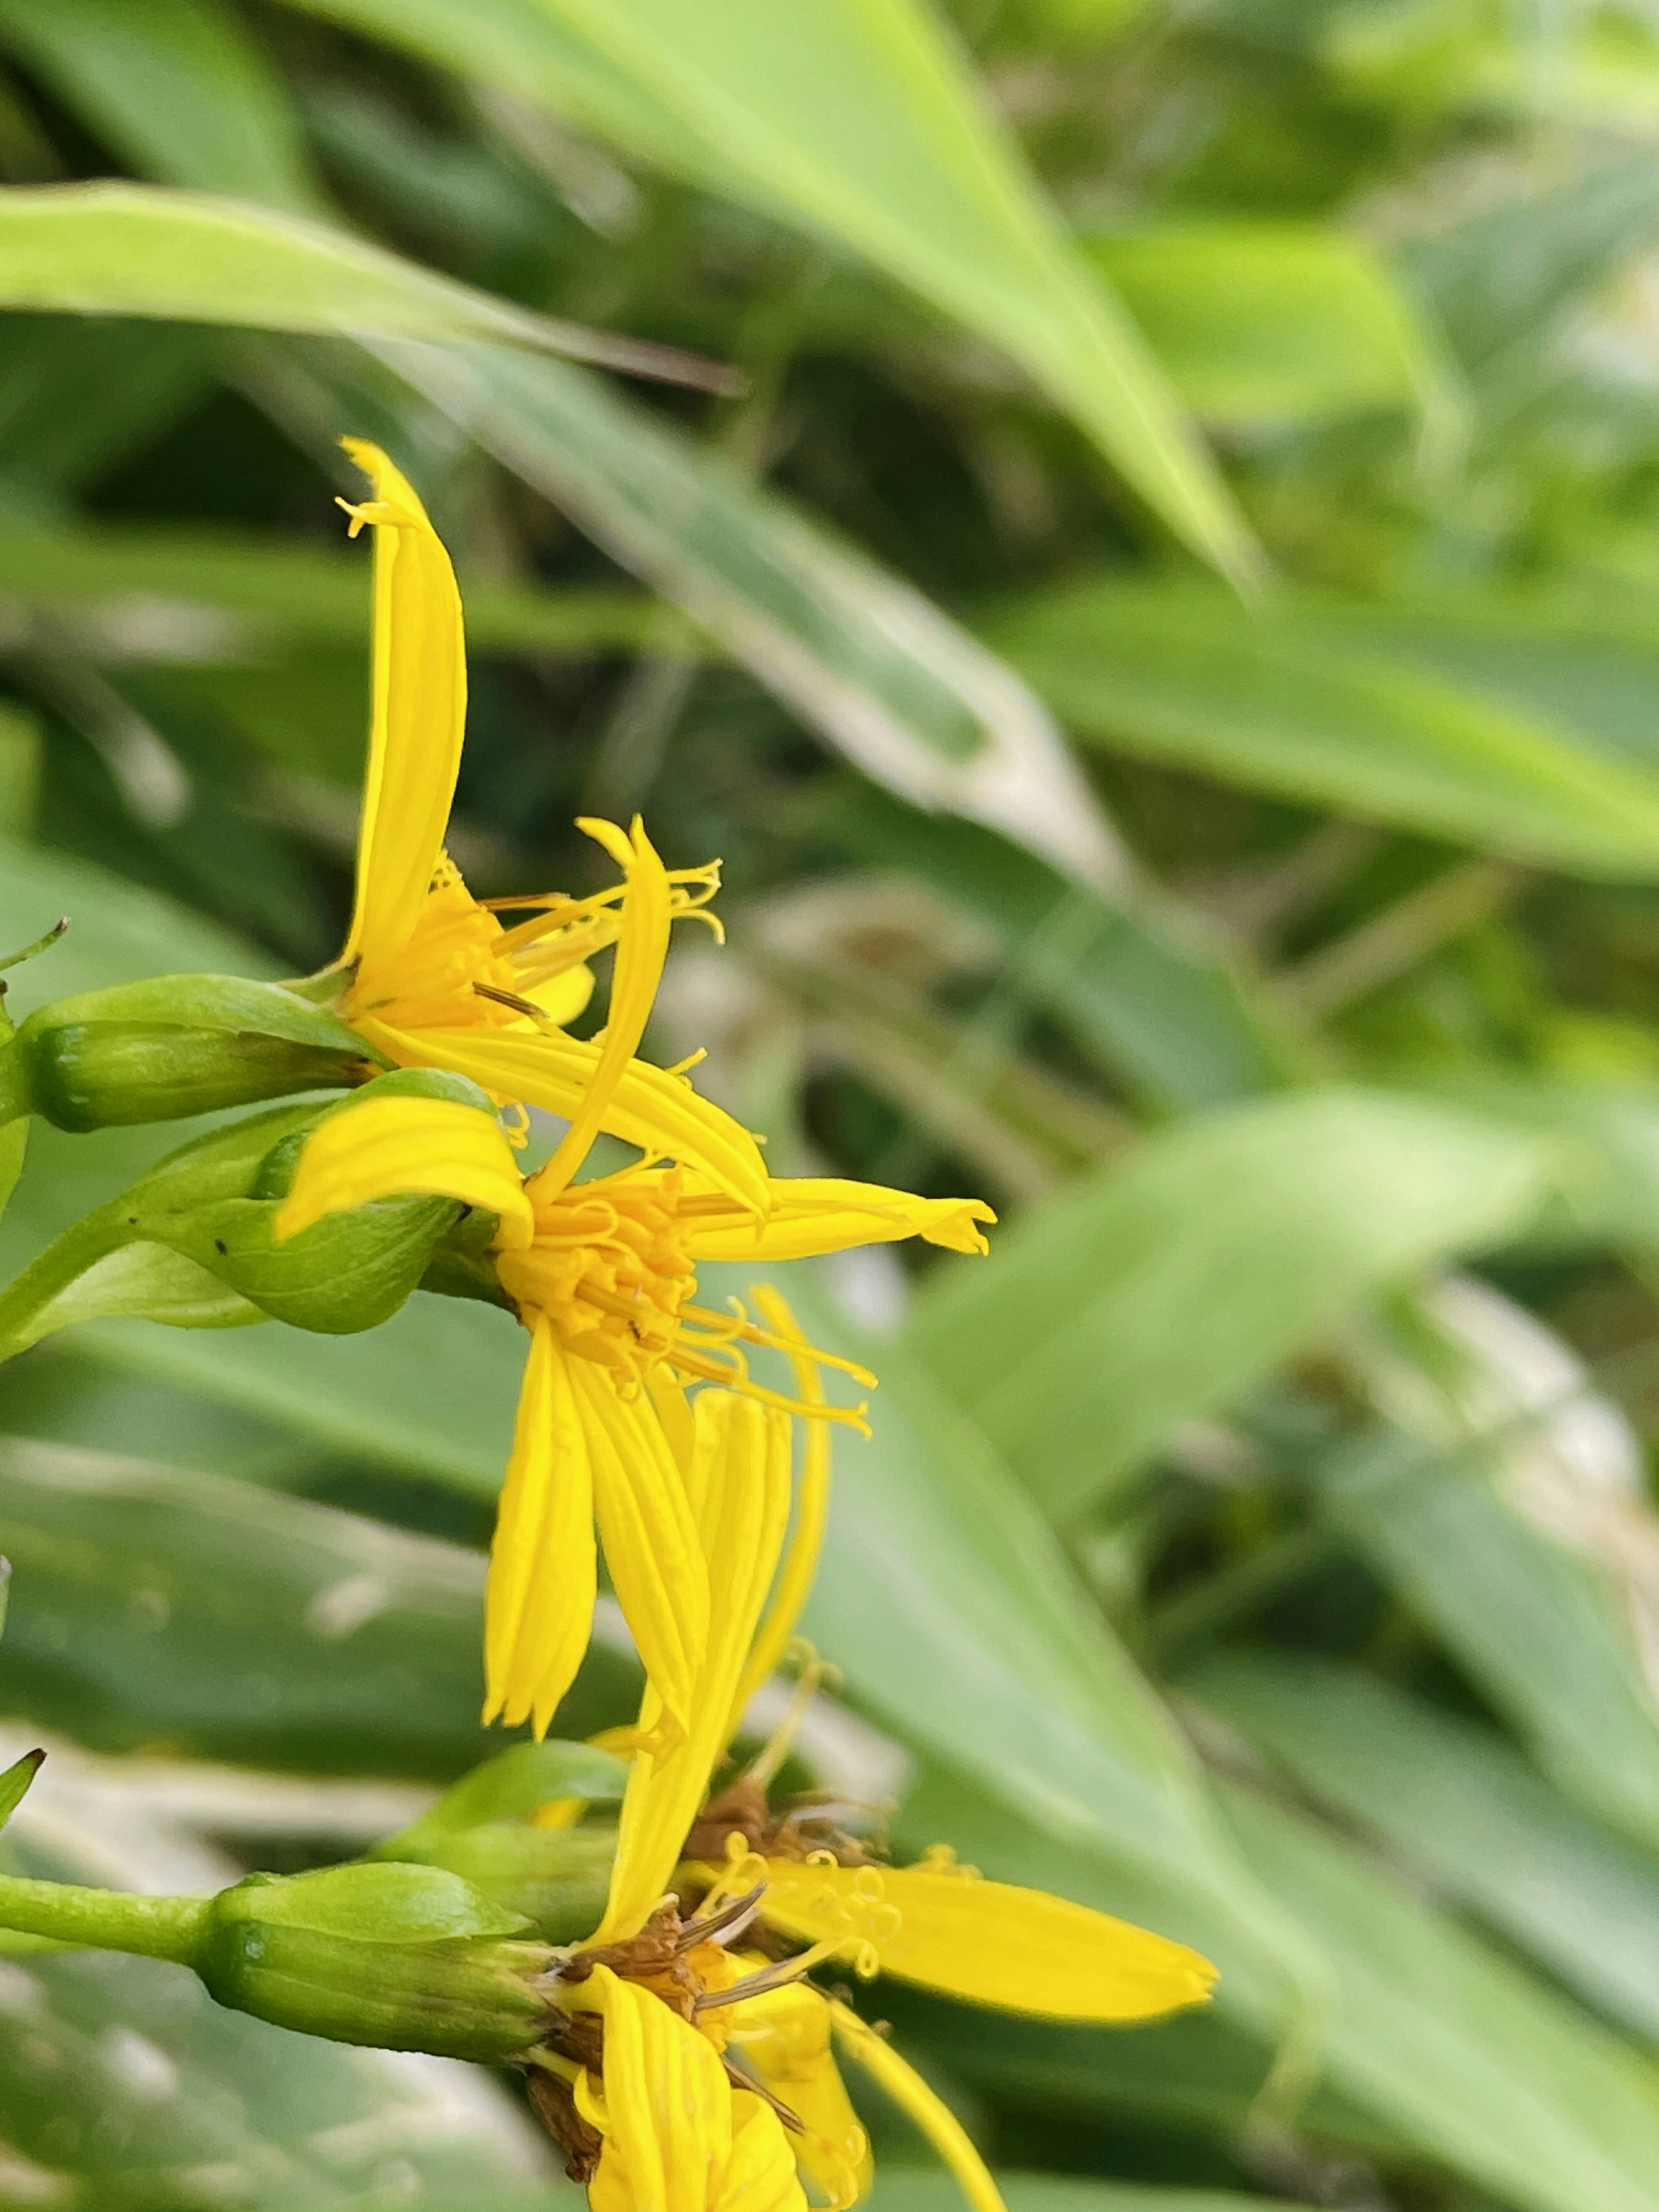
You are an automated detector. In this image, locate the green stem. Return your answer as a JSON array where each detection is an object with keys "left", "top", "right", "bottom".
[{"left": 0, "top": 1873, "right": 207, "bottom": 1963}]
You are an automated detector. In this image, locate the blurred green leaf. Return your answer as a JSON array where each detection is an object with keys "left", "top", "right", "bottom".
[
  {"left": 1087, "top": 222, "right": 1459, "bottom": 434},
  {"left": 0, "top": 1435, "right": 634, "bottom": 1775},
  {"left": 988, "top": 579, "right": 1659, "bottom": 879},
  {"left": 0, "top": 1938, "right": 554, "bottom": 2210},
  {"left": 0, "top": 0, "right": 325, "bottom": 214},
  {"left": 0, "top": 181, "right": 728, "bottom": 383},
  {"left": 0, "top": 1746, "right": 42, "bottom": 1831},
  {"left": 867, "top": 2176, "right": 1313, "bottom": 2212},
  {"left": 1188, "top": 1650, "right": 1659, "bottom": 2047},
  {"left": 0, "top": 316, "right": 212, "bottom": 512},
  {"left": 907, "top": 1089, "right": 1551, "bottom": 1518},
  {"left": 281, "top": 0, "right": 1257, "bottom": 583},
  {"left": 1218, "top": 1778, "right": 1659, "bottom": 2212}
]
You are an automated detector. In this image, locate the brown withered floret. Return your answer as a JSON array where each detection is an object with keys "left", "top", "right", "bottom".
[
  {"left": 525, "top": 2068, "right": 602, "bottom": 2182},
  {"left": 682, "top": 1777, "right": 880, "bottom": 1867}
]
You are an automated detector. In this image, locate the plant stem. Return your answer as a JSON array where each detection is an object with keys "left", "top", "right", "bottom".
[{"left": 0, "top": 1874, "right": 207, "bottom": 1964}]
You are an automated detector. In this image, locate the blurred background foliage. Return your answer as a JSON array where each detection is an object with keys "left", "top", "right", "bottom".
[{"left": 9, "top": 1, "right": 1659, "bottom": 2209}]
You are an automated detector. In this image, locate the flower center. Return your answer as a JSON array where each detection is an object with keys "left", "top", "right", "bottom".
[
  {"left": 344, "top": 861, "right": 525, "bottom": 1034},
  {"left": 496, "top": 1173, "right": 699, "bottom": 1386}
]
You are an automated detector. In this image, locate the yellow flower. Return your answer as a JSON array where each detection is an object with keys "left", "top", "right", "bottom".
[
  {"left": 323, "top": 438, "right": 757, "bottom": 1209},
  {"left": 272, "top": 1092, "right": 993, "bottom": 1745},
  {"left": 527, "top": 1308, "right": 1215, "bottom": 2212}
]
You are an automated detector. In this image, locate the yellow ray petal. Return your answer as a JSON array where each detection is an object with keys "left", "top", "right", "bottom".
[
  {"left": 483, "top": 1317, "right": 597, "bottom": 1736},
  {"left": 720, "top": 2091, "right": 810, "bottom": 2212},
  {"left": 597, "top": 1393, "right": 792, "bottom": 1941},
  {"left": 521, "top": 963, "right": 595, "bottom": 1028},
  {"left": 338, "top": 439, "right": 466, "bottom": 969},
  {"left": 687, "top": 1181, "right": 995, "bottom": 1262},
  {"left": 571, "top": 1359, "right": 709, "bottom": 1752},
  {"left": 758, "top": 1861, "right": 1216, "bottom": 2022},
  {"left": 354, "top": 1017, "right": 769, "bottom": 1214},
  {"left": 271, "top": 1095, "right": 534, "bottom": 1250},
  {"left": 829, "top": 2003, "right": 1005, "bottom": 2212},
  {"left": 584, "top": 1965, "right": 732, "bottom": 2212},
  {"left": 725, "top": 1979, "right": 869, "bottom": 2212},
  {"left": 726, "top": 1289, "right": 832, "bottom": 1735},
  {"left": 529, "top": 819, "right": 673, "bottom": 1205}
]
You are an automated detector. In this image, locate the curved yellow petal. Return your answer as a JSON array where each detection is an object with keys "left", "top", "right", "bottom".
[
  {"left": 271, "top": 1095, "right": 534, "bottom": 1249},
  {"left": 354, "top": 1017, "right": 769, "bottom": 1215},
  {"left": 339, "top": 439, "right": 466, "bottom": 969},
  {"left": 521, "top": 963, "right": 595, "bottom": 1029},
  {"left": 584, "top": 1965, "right": 731, "bottom": 2212},
  {"left": 829, "top": 2003, "right": 1004, "bottom": 2212},
  {"left": 758, "top": 1862, "right": 1216, "bottom": 2022},
  {"left": 483, "top": 1317, "right": 597, "bottom": 1736},
  {"left": 571, "top": 1359, "right": 709, "bottom": 1754},
  {"left": 688, "top": 1182, "right": 995, "bottom": 1263},
  {"left": 597, "top": 1393, "right": 792, "bottom": 1941},
  {"left": 725, "top": 1980, "right": 869, "bottom": 2211},
  {"left": 726, "top": 1288, "right": 833, "bottom": 1735},
  {"left": 529, "top": 818, "right": 673, "bottom": 1205},
  {"left": 721, "top": 2091, "right": 809, "bottom": 2212}
]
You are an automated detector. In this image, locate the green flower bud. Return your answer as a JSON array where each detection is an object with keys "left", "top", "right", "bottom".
[
  {"left": 1, "top": 975, "right": 375, "bottom": 1133},
  {"left": 0, "top": 1071, "right": 501, "bottom": 1355},
  {"left": 0, "top": 1861, "right": 556, "bottom": 2065},
  {"left": 195, "top": 1864, "right": 553, "bottom": 2062}
]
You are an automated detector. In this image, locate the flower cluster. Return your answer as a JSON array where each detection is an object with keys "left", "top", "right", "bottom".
[{"left": 0, "top": 442, "right": 1216, "bottom": 2212}]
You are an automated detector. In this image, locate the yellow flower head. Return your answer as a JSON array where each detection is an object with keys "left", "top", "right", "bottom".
[
  {"left": 523, "top": 1309, "right": 1215, "bottom": 2212},
  {"left": 273, "top": 1092, "right": 993, "bottom": 1747},
  {"left": 325, "top": 439, "right": 751, "bottom": 1207}
]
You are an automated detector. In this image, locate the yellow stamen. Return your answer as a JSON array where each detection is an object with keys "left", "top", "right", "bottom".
[{"left": 829, "top": 2002, "right": 1007, "bottom": 2212}]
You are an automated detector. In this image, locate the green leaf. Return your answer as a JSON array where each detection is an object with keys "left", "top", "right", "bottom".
[
  {"left": 1085, "top": 222, "right": 1460, "bottom": 435},
  {"left": 1218, "top": 1779, "right": 1659, "bottom": 2212},
  {"left": 0, "top": 1748, "right": 43, "bottom": 1834},
  {"left": 988, "top": 578, "right": 1659, "bottom": 880},
  {"left": 376, "top": 336, "right": 1126, "bottom": 890},
  {"left": 279, "top": 0, "right": 1256, "bottom": 582},
  {"left": 0, "top": 1435, "right": 635, "bottom": 1776},
  {"left": 0, "top": 181, "right": 727, "bottom": 384},
  {"left": 906, "top": 1088, "right": 1552, "bottom": 1519},
  {"left": 1188, "top": 1650, "right": 1659, "bottom": 2047},
  {"left": 378, "top": 1740, "right": 627, "bottom": 1855},
  {"left": 0, "top": 1939, "right": 555, "bottom": 2209},
  {"left": 0, "top": 0, "right": 325, "bottom": 214}
]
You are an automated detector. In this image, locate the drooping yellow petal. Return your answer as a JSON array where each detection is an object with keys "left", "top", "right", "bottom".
[
  {"left": 725, "top": 1978, "right": 869, "bottom": 2212},
  {"left": 597, "top": 1393, "right": 792, "bottom": 1941},
  {"left": 828, "top": 2003, "right": 1005, "bottom": 2212},
  {"left": 529, "top": 818, "right": 673, "bottom": 1206},
  {"left": 583, "top": 1965, "right": 732, "bottom": 2212},
  {"left": 726, "top": 1288, "right": 832, "bottom": 1735},
  {"left": 719, "top": 2091, "right": 810, "bottom": 2212},
  {"left": 353, "top": 1017, "right": 769, "bottom": 1214},
  {"left": 571, "top": 1358, "right": 709, "bottom": 1753},
  {"left": 757, "top": 1861, "right": 1216, "bottom": 2022},
  {"left": 687, "top": 1181, "right": 995, "bottom": 1263},
  {"left": 483, "top": 1316, "right": 597, "bottom": 1735},
  {"left": 338, "top": 439, "right": 466, "bottom": 969},
  {"left": 271, "top": 1095, "right": 534, "bottom": 1250}
]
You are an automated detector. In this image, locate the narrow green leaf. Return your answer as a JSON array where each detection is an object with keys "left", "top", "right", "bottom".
[
  {"left": 0, "top": 1748, "right": 43, "bottom": 1834},
  {"left": 0, "top": 0, "right": 325, "bottom": 214},
  {"left": 907, "top": 1089, "right": 1552, "bottom": 1518},
  {"left": 869, "top": 2176, "right": 1312, "bottom": 2212},
  {"left": 1189, "top": 1651, "right": 1659, "bottom": 2047},
  {"left": 0, "top": 181, "right": 730, "bottom": 386},
  {"left": 280, "top": 0, "right": 1257, "bottom": 581},
  {"left": 1219, "top": 1780, "right": 1659, "bottom": 2212},
  {"left": 988, "top": 578, "right": 1659, "bottom": 880}
]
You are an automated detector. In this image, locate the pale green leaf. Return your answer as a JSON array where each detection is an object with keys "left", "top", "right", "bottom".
[
  {"left": 1086, "top": 222, "right": 1460, "bottom": 435},
  {"left": 0, "top": 181, "right": 726, "bottom": 384},
  {"left": 907, "top": 1088, "right": 1552, "bottom": 1518},
  {"left": 1188, "top": 1651, "right": 1659, "bottom": 2047},
  {"left": 0, "top": 0, "right": 324, "bottom": 214},
  {"left": 869, "top": 2177, "right": 1310, "bottom": 2212},
  {"left": 988, "top": 578, "right": 1659, "bottom": 879}
]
